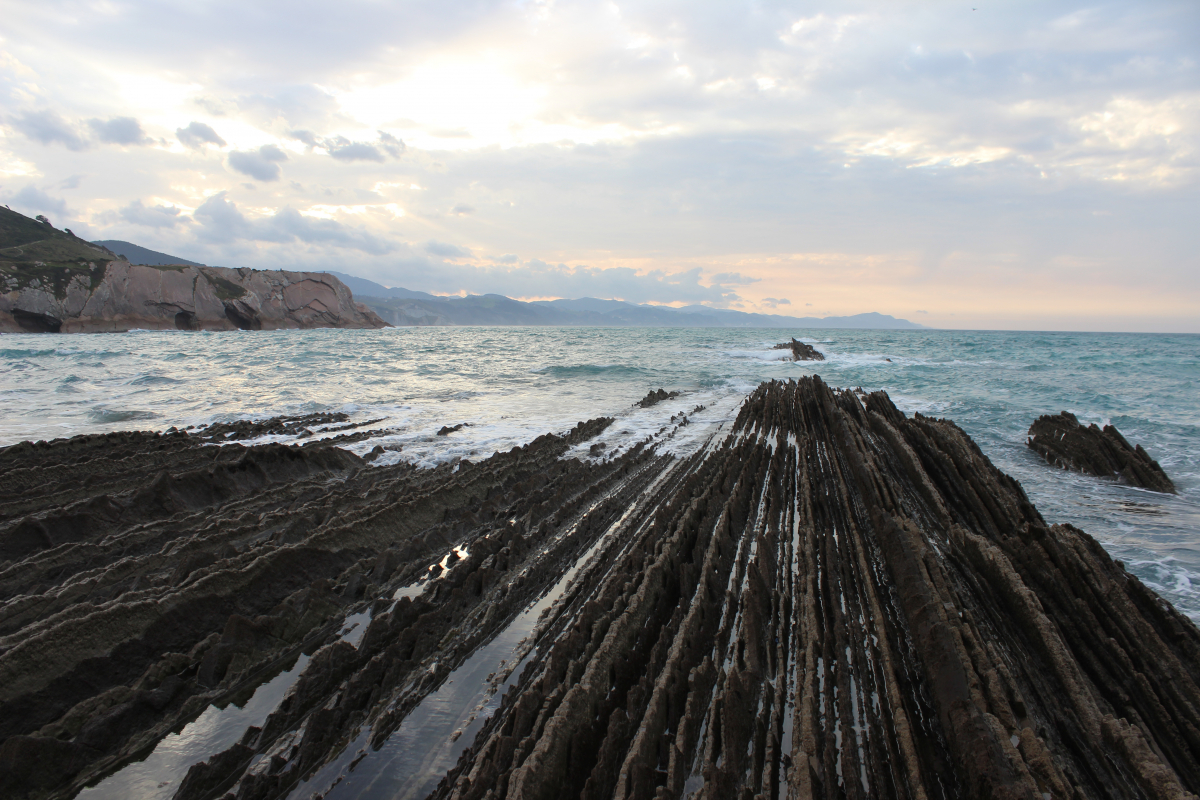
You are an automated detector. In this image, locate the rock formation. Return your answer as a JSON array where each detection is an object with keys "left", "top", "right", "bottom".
[
  {"left": 0, "top": 207, "right": 388, "bottom": 333},
  {"left": 1028, "top": 412, "right": 1176, "bottom": 493},
  {"left": 1, "top": 380, "right": 1198, "bottom": 800},
  {"left": 636, "top": 389, "right": 681, "bottom": 408},
  {"left": 773, "top": 337, "right": 825, "bottom": 361}
]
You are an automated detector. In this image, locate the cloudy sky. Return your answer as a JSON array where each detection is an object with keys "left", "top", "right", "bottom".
[{"left": 2, "top": 0, "right": 1197, "bottom": 330}]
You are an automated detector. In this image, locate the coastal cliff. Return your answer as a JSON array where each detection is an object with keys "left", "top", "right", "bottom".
[
  {"left": 0, "top": 207, "right": 388, "bottom": 333},
  {"left": 0, "top": 379, "right": 1197, "bottom": 799}
]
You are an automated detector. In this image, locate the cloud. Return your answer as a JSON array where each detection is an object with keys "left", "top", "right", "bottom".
[
  {"left": 227, "top": 144, "right": 288, "bottom": 181},
  {"left": 9, "top": 109, "right": 88, "bottom": 150},
  {"left": 192, "top": 192, "right": 393, "bottom": 254},
  {"left": 87, "top": 117, "right": 148, "bottom": 146},
  {"left": 329, "top": 141, "right": 385, "bottom": 162},
  {"left": 9, "top": 185, "right": 67, "bottom": 216},
  {"left": 424, "top": 240, "right": 470, "bottom": 258},
  {"left": 761, "top": 297, "right": 791, "bottom": 308},
  {"left": 119, "top": 199, "right": 186, "bottom": 228},
  {"left": 176, "top": 121, "right": 227, "bottom": 150},
  {"left": 450, "top": 204, "right": 475, "bottom": 215},
  {"left": 289, "top": 130, "right": 406, "bottom": 162},
  {"left": 710, "top": 272, "right": 760, "bottom": 286},
  {"left": 288, "top": 129, "right": 321, "bottom": 147}
]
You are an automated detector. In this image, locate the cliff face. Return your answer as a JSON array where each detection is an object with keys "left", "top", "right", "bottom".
[
  {"left": 0, "top": 261, "right": 389, "bottom": 333},
  {"left": 0, "top": 206, "right": 388, "bottom": 333},
  {"left": 1, "top": 380, "right": 1198, "bottom": 800}
]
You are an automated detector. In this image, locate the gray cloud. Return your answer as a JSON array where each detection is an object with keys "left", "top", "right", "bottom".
[
  {"left": 120, "top": 200, "right": 186, "bottom": 228},
  {"left": 289, "top": 130, "right": 405, "bottom": 162},
  {"left": 227, "top": 144, "right": 288, "bottom": 181},
  {"left": 9, "top": 186, "right": 68, "bottom": 216},
  {"left": 329, "top": 141, "right": 385, "bottom": 162},
  {"left": 192, "top": 192, "right": 392, "bottom": 254},
  {"left": 761, "top": 298, "right": 791, "bottom": 308},
  {"left": 176, "top": 121, "right": 227, "bottom": 150},
  {"left": 87, "top": 117, "right": 148, "bottom": 146},
  {"left": 710, "top": 272, "right": 759, "bottom": 286},
  {"left": 450, "top": 204, "right": 475, "bottom": 215},
  {"left": 424, "top": 240, "right": 470, "bottom": 258},
  {"left": 10, "top": 109, "right": 88, "bottom": 150}
]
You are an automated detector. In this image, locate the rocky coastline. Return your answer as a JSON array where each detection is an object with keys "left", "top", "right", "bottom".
[
  {"left": 1, "top": 379, "right": 1198, "bottom": 800},
  {"left": 0, "top": 207, "right": 387, "bottom": 333}
]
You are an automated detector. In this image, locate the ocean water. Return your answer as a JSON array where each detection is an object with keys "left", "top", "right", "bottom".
[{"left": 2, "top": 327, "right": 1197, "bottom": 621}]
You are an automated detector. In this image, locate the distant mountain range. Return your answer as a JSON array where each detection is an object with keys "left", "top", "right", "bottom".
[
  {"left": 327, "top": 272, "right": 928, "bottom": 329},
  {"left": 82, "top": 241, "right": 927, "bottom": 329}
]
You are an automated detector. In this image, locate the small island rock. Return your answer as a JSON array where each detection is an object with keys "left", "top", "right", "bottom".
[
  {"left": 773, "top": 337, "right": 825, "bottom": 361},
  {"left": 1027, "top": 411, "right": 1176, "bottom": 493}
]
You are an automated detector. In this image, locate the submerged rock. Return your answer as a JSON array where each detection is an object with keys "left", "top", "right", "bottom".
[
  {"left": 773, "top": 336, "right": 825, "bottom": 361},
  {"left": 2, "top": 388, "right": 1199, "bottom": 800},
  {"left": 1028, "top": 411, "right": 1176, "bottom": 493}
]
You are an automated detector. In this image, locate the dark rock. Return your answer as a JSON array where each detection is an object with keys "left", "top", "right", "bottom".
[
  {"left": 437, "top": 423, "right": 468, "bottom": 436},
  {"left": 772, "top": 336, "right": 825, "bottom": 361},
  {"left": 2, "top": 386, "right": 1199, "bottom": 800},
  {"left": 1028, "top": 411, "right": 1176, "bottom": 493},
  {"left": 636, "top": 388, "right": 680, "bottom": 408},
  {"left": 172, "top": 742, "right": 255, "bottom": 800}
]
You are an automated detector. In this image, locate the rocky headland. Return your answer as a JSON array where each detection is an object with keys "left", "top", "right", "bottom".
[
  {"left": 0, "top": 207, "right": 387, "bottom": 333},
  {"left": 1, "top": 379, "right": 1198, "bottom": 800},
  {"left": 1028, "top": 412, "right": 1176, "bottom": 493}
]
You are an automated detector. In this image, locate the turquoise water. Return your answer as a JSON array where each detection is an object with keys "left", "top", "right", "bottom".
[{"left": 2, "top": 327, "right": 1197, "bottom": 618}]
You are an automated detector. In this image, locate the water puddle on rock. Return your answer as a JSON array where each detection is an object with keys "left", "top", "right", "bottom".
[
  {"left": 74, "top": 607, "right": 373, "bottom": 800},
  {"left": 75, "top": 654, "right": 311, "bottom": 800},
  {"left": 293, "top": 531, "right": 614, "bottom": 800}
]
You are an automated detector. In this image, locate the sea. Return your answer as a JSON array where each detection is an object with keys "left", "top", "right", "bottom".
[{"left": 2, "top": 326, "right": 1198, "bottom": 624}]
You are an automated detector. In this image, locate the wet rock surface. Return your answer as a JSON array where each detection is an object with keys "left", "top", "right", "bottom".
[
  {"left": 1028, "top": 411, "right": 1176, "bottom": 493},
  {"left": 1, "top": 383, "right": 1199, "bottom": 800},
  {"left": 773, "top": 337, "right": 825, "bottom": 361},
  {"left": 636, "top": 389, "right": 681, "bottom": 408}
]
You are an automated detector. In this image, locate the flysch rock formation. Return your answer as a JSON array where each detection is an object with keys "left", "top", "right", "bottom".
[
  {"left": 773, "top": 337, "right": 825, "bottom": 361},
  {"left": 0, "top": 261, "right": 389, "bottom": 333},
  {"left": 1028, "top": 412, "right": 1176, "bottom": 494},
  {"left": 1, "top": 379, "right": 1199, "bottom": 800}
]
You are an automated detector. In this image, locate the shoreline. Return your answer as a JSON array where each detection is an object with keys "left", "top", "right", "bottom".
[{"left": 2, "top": 378, "right": 1199, "bottom": 799}]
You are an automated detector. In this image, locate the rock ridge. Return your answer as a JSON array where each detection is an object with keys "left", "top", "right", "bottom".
[
  {"left": 0, "top": 384, "right": 1198, "bottom": 799},
  {"left": 1027, "top": 411, "right": 1176, "bottom": 493}
]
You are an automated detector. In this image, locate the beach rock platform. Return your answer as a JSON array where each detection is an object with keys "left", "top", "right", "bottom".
[
  {"left": 1028, "top": 411, "right": 1176, "bottom": 493},
  {"left": 1, "top": 380, "right": 1199, "bottom": 800},
  {"left": 774, "top": 337, "right": 825, "bottom": 361}
]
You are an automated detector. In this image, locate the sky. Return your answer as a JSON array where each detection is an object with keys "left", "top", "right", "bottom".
[{"left": 1, "top": 0, "right": 1197, "bottom": 331}]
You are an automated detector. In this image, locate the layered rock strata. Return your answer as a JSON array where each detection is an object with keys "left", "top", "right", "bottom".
[
  {"left": 773, "top": 337, "right": 825, "bottom": 361},
  {"left": 1, "top": 262, "right": 388, "bottom": 333},
  {"left": 1, "top": 380, "right": 1198, "bottom": 800},
  {"left": 1028, "top": 411, "right": 1176, "bottom": 493}
]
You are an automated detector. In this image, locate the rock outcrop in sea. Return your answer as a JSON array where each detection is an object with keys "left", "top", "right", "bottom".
[
  {"left": 1028, "top": 411, "right": 1176, "bottom": 493},
  {"left": 773, "top": 337, "right": 825, "bottom": 361},
  {"left": 1, "top": 379, "right": 1198, "bottom": 800},
  {"left": 0, "top": 207, "right": 388, "bottom": 332}
]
